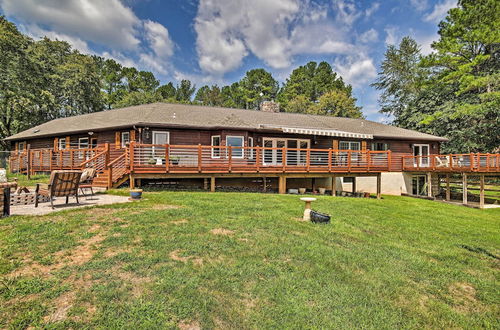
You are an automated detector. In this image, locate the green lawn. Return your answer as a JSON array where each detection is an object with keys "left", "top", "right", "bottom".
[
  {"left": 6, "top": 173, "right": 50, "bottom": 188},
  {"left": 0, "top": 192, "right": 499, "bottom": 328}
]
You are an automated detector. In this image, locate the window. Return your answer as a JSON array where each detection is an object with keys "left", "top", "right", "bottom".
[
  {"left": 18, "top": 141, "right": 26, "bottom": 151},
  {"left": 339, "top": 141, "right": 360, "bottom": 150},
  {"left": 90, "top": 138, "right": 98, "bottom": 149},
  {"left": 121, "top": 132, "right": 130, "bottom": 148},
  {"left": 78, "top": 137, "right": 89, "bottom": 149},
  {"left": 371, "top": 142, "right": 389, "bottom": 151},
  {"left": 248, "top": 137, "right": 254, "bottom": 159},
  {"left": 58, "top": 139, "right": 66, "bottom": 150},
  {"left": 226, "top": 136, "right": 244, "bottom": 158},
  {"left": 211, "top": 135, "right": 221, "bottom": 158},
  {"left": 343, "top": 177, "right": 355, "bottom": 183}
]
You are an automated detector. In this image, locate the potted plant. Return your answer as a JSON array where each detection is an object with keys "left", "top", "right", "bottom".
[
  {"left": 130, "top": 188, "right": 143, "bottom": 200},
  {"left": 299, "top": 188, "right": 306, "bottom": 194},
  {"left": 169, "top": 156, "right": 180, "bottom": 165},
  {"left": 318, "top": 187, "right": 326, "bottom": 195}
]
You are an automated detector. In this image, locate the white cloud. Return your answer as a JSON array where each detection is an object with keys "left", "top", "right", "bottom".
[
  {"left": 0, "top": 0, "right": 175, "bottom": 77},
  {"left": 21, "top": 24, "right": 92, "bottom": 54},
  {"left": 365, "top": 2, "right": 380, "bottom": 17},
  {"left": 384, "top": 26, "right": 400, "bottom": 45},
  {"left": 0, "top": 0, "right": 141, "bottom": 50},
  {"left": 332, "top": 0, "right": 361, "bottom": 26},
  {"left": 194, "top": 0, "right": 358, "bottom": 76},
  {"left": 423, "top": 0, "right": 456, "bottom": 23},
  {"left": 359, "top": 28, "right": 378, "bottom": 43},
  {"left": 143, "top": 20, "right": 174, "bottom": 58},
  {"left": 410, "top": 0, "right": 428, "bottom": 12},
  {"left": 333, "top": 55, "right": 377, "bottom": 87}
]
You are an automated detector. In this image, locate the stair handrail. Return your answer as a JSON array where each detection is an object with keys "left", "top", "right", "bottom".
[{"left": 80, "top": 148, "right": 108, "bottom": 168}]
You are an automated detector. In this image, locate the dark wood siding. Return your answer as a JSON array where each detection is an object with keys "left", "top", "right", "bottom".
[{"left": 14, "top": 126, "right": 441, "bottom": 171}]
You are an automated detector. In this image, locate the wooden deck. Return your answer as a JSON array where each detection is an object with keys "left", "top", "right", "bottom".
[
  {"left": 8, "top": 144, "right": 500, "bottom": 189},
  {"left": 402, "top": 154, "right": 500, "bottom": 173}
]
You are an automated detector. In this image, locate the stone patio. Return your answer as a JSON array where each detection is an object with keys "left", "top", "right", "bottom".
[{"left": 10, "top": 193, "right": 132, "bottom": 216}]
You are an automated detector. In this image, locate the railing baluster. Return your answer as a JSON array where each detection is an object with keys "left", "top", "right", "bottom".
[
  {"left": 198, "top": 144, "right": 202, "bottom": 172},
  {"left": 228, "top": 147, "right": 232, "bottom": 172}
]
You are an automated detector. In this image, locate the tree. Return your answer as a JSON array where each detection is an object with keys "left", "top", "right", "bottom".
[
  {"left": 123, "top": 67, "right": 159, "bottom": 93},
  {"left": 238, "top": 69, "right": 279, "bottom": 109},
  {"left": 371, "top": 37, "right": 426, "bottom": 122},
  {"left": 307, "top": 90, "right": 363, "bottom": 118},
  {"left": 0, "top": 16, "right": 34, "bottom": 149},
  {"left": 285, "top": 95, "right": 312, "bottom": 114},
  {"left": 97, "top": 58, "right": 126, "bottom": 109},
  {"left": 278, "top": 61, "right": 353, "bottom": 112},
  {"left": 157, "top": 82, "right": 176, "bottom": 100},
  {"left": 373, "top": 0, "right": 500, "bottom": 153},
  {"left": 175, "top": 79, "right": 196, "bottom": 102},
  {"left": 220, "top": 83, "right": 245, "bottom": 108},
  {"left": 194, "top": 85, "right": 223, "bottom": 106}
]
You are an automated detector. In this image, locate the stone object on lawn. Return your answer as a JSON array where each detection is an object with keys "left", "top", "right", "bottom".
[{"left": 300, "top": 197, "right": 316, "bottom": 221}]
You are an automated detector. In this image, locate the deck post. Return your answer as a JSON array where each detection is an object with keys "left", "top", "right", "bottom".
[
  {"left": 331, "top": 175, "right": 336, "bottom": 196},
  {"left": 352, "top": 176, "right": 356, "bottom": 194},
  {"left": 278, "top": 176, "right": 286, "bottom": 194},
  {"left": 210, "top": 176, "right": 216, "bottom": 192},
  {"left": 445, "top": 174, "right": 451, "bottom": 201},
  {"left": 479, "top": 174, "right": 485, "bottom": 209},
  {"left": 462, "top": 173, "right": 467, "bottom": 205},
  {"left": 129, "top": 174, "right": 135, "bottom": 189},
  {"left": 427, "top": 172, "right": 433, "bottom": 198},
  {"left": 26, "top": 145, "right": 31, "bottom": 180},
  {"left": 376, "top": 173, "right": 381, "bottom": 199},
  {"left": 262, "top": 177, "right": 267, "bottom": 192},
  {"left": 204, "top": 178, "right": 209, "bottom": 190}
]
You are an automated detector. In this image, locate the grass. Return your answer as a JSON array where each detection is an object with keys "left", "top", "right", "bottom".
[
  {"left": 6, "top": 173, "right": 50, "bottom": 188},
  {"left": 0, "top": 191, "right": 499, "bottom": 328}
]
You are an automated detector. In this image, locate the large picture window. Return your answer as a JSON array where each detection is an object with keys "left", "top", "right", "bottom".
[
  {"left": 226, "top": 136, "right": 244, "bottom": 159},
  {"left": 211, "top": 135, "right": 221, "bottom": 158}
]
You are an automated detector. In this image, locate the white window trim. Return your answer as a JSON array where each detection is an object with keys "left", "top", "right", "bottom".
[
  {"left": 121, "top": 132, "right": 130, "bottom": 148},
  {"left": 248, "top": 137, "right": 254, "bottom": 159},
  {"left": 78, "top": 137, "right": 89, "bottom": 149},
  {"left": 413, "top": 144, "right": 430, "bottom": 167},
  {"left": 58, "top": 139, "right": 65, "bottom": 150},
  {"left": 152, "top": 131, "right": 170, "bottom": 145},
  {"left": 211, "top": 135, "right": 221, "bottom": 159},
  {"left": 226, "top": 135, "right": 245, "bottom": 159},
  {"left": 18, "top": 141, "right": 26, "bottom": 151},
  {"left": 339, "top": 141, "right": 361, "bottom": 150}
]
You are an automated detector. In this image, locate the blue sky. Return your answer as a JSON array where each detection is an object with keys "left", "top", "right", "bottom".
[{"left": 0, "top": 0, "right": 457, "bottom": 122}]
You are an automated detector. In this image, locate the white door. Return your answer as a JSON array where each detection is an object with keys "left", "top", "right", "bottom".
[
  {"left": 152, "top": 131, "right": 169, "bottom": 145},
  {"left": 263, "top": 138, "right": 309, "bottom": 165},
  {"left": 413, "top": 144, "right": 429, "bottom": 167},
  {"left": 152, "top": 131, "right": 170, "bottom": 159},
  {"left": 263, "top": 138, "right": 286, "bottom": 165}
]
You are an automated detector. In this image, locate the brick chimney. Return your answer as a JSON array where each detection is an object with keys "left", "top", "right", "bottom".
[{"left": 260, "top": 100, "right": 280, "bottom": 113}]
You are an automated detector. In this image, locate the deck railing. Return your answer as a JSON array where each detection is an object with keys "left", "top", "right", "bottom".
[
  {"left": 129, "top": 143, "right": 391, "bottom": 174},
  {"left": 9, "top": 147, "right": 104, "bottom": 174},
  {"left": 402, "top": 153, "right": 500, "bottom": 172}
]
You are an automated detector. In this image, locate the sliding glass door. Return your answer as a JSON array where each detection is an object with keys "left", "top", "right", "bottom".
[{"left": 262, "top": 138, "right": 310, "bottom": 166}]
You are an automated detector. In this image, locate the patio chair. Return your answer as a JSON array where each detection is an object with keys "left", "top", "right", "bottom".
[
  {"left": 79, "top": 168, "right": 96, "bottom": 197},
  {"left": 35, "top": 170, "right": 82, "bottom": 209}
]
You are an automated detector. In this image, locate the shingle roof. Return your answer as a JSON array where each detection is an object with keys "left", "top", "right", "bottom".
[{"left": 5, "top": 102, "right": 448, "bottom": 141}]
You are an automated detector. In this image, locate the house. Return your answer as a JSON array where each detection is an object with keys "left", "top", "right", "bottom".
[{"left": 6, "top": 102, "right": 497, "bottom": 198}]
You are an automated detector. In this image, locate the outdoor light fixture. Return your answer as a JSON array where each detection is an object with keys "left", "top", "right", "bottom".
[{"left": 88, "top": 131, "right": 94, "bottom": 135}]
